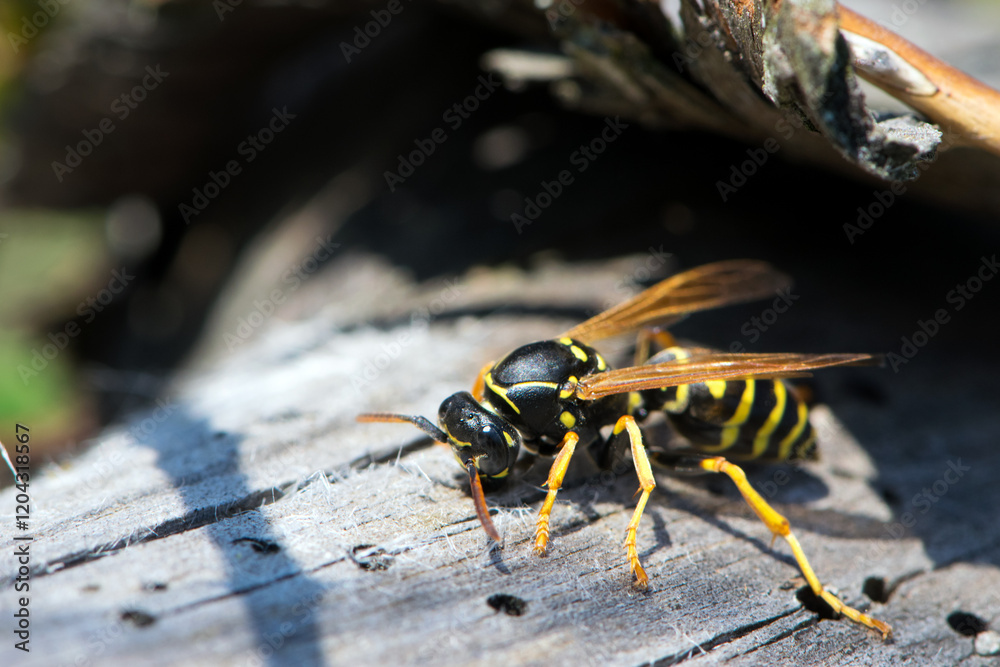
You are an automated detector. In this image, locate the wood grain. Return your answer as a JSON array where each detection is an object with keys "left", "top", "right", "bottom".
[{"left": 3, "top": 258, "right": 999, "bottom": 666}]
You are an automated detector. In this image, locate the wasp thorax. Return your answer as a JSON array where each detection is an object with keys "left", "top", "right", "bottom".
[{"left": 438, "top": 392, "right": 521, "bottom": 478}]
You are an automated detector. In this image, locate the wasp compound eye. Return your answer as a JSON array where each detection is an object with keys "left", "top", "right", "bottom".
[{"left": 474, "top": 424, "right": 510, "bottom": 477}]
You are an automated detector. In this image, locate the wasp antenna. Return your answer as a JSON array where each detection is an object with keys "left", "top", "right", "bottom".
[
  {"left": 357, "top": 412, "right": 449, "bottom": 443},
  {"left": 468, "top": 462, "right": 502, "bottom": 544}
]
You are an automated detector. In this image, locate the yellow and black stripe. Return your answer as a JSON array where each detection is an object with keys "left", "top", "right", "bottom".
[{"left": 643, "top": 348, "right": 817, "bottom": 462}]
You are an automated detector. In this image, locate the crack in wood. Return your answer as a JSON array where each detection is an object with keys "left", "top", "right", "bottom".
[
  {"left": 643, "top": 607, "right": 802, "bottom": 665},
  {"left": 342, "top": 436, "right": 438, "bottom": 473},
  {"left": 740, "top": 617, "right": 822, "bottom": 656},
  {"left": 26, "top": 484, "right": 292, "bottom": 580},
  {"left": 164, "top": 558, "right": 341, "bottom": 617}
]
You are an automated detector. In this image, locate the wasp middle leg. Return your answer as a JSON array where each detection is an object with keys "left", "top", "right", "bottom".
[{"left": 601, "top": 415, "right": 656, "bottom": 588}]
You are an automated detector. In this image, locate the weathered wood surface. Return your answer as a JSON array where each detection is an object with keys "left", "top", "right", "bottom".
[{"left": 3, "top": 253, "right": 1000, "bottom": 667}]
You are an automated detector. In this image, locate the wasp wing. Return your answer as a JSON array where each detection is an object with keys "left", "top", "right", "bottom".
[
  {"left": 575, "top": 352, "right": 880, "bottom": 400},
  {"left": 562, "top": 260, "right": 791, "bottom": 344}
]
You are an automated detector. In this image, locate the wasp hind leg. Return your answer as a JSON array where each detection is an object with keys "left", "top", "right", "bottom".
[
  {"left": 651, "top": 451, "right": 891, "bottom": 638},
  {"left": 533, "top": 431, "right": 580, "bottom": 555}
]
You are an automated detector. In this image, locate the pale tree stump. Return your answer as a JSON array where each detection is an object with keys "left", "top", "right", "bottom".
[{"left": 3, "top": 254, "right": 1000, "bottom": 666}]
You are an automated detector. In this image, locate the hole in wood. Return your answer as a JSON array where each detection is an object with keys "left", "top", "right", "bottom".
[
  {"left": 948, "top": 611, "right": 988, "bottom": 636},
  {"left": 232, "top": 537, "right": 281, "bottom": 554},
  {"left": 795, "top": 586, "right": 839, "bottom": 621},
  {"left": 863, "top": 576, "right": 889, "bottom": 603},
  {"left": 351, "top": 544, "right": 393, "bottom": 571},
  {"left": 487, "top": 594, "right": 527, "bottom": 616},
  {"left": 120, "top": 609, "right": 156, "bottom": 627}
]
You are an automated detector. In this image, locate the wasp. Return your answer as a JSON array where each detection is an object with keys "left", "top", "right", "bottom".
[{"left": 358, "top": 260, "right": 891, "bottom": 637}]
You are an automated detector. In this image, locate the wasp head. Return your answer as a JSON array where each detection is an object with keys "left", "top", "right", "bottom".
[
  {"left": 357, "top": 392, "right": 521, "bottom": 544},
  {"left": 438, "top": 392, "right": 521, "bottom": 479}
]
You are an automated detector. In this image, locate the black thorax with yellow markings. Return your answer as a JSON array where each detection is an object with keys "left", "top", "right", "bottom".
[{"left": 482, "top": 337, "right": 628, "bottom": 457}]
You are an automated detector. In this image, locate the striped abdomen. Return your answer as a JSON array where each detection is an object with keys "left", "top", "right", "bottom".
[{"left": 641, "top": 348, "right": 817, "bottom": 462}]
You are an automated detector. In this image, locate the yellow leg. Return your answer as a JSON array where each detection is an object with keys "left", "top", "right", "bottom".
[
  {"left": 634, "top": 328, "right": 678, "bottom": 366},
  {"left": 612, "top": 415, "right": 656, "bottom": 589},
  {"left": 697, "top": 456, "right": 892, "bottom": 638},
  {"left": 471, "top": 361, "right": 494, "bottom": 402},
  {"left": 533, "top": 431, "right": 579, "bottom": 555}
]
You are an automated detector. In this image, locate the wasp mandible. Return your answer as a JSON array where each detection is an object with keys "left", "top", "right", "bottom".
[{"left": 359, "top": 260, "right": 890, "bottom": 637}]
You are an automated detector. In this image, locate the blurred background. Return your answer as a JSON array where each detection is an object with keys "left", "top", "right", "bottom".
[{"left": 1, "top": 0, "right": 999, "bottom": 468}]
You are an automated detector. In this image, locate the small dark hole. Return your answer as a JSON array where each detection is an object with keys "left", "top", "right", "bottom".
[
  {"left": 948, "top": 611, "right": 987, "bottom": 636},
  {"left": 796, "top": 586, "right": 839, "bottom": 621},
  {"left": 863, "top": 577, "right": 889, "bottom": 603},
  {"left": 82, "top": 584, "right": 100, "bottom": 593},
  {"left": 121, "top": 609, "right": 156, "bottom": 627},
  {"left": 487, "top": 594, "right": 527, "bottom": 616},
  {"left": 351, "top": 544, "right": 392, "bottom": 571},
  {"left": 143, "top": 582, "right": 168, "bottom": 592},
  {"left": 213, "top": 431, "right": 228, "bottom": 440},
  {"left": 233, "top": 537, "right": 281, "bottom": 554}
]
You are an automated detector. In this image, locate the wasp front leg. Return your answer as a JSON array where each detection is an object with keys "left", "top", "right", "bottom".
[
  {"left": 533, "top": 431, "right": 580, "bottom": 555},
  {"left": 470, "top": 361, "right": 494, "bottom": 402}
]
